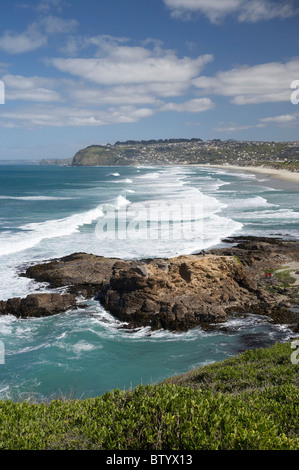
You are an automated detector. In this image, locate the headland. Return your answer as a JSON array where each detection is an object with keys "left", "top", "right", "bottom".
[{"left": 40, "top": 138, "right": 299, "bottom": 177}]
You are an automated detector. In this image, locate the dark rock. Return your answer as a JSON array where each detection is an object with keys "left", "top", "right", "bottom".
[
  {"left": 12, "top": 236, "right": 299, "bottom": 331},
  {"left": 22, "top": 253, "right": 117, "bottom": 297},
  {"left": 0, "top": 293, "right": 77, "bottom": 318},
  {"left": 130, "top": 265, "right": 148, "bottom": 278}
]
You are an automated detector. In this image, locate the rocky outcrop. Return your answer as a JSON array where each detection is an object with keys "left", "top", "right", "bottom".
[
  {"left": 0, "top": 293, "right": 77, "bottom": 318},
  {"left": 96, "top": 255, "right": 259, "bottom": 331},
  {"left": 22, "top": 252, "right": 117, "bottom": 297},
  {"left": 209, "top": 236, "right": 299, "bottom": 268},
  {"left": 2, "top": 236, "right": 298, "bottom": 331}
]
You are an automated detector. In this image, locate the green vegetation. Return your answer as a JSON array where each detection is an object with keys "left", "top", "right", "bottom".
[
  {"left": 162, "top": 341, "right": 298, "bottom": 392},
  {"left": 257, "top": 161, "right": 299, "bottom": 171},
  {"left": 72, "top": 145, "right": 128, "bottom": 166},
  {"left": 38, "top": 139, "right": 299, "bottom": 167},
  {"left": 0, "top": 342, "right": 298, "bottom": 450},
  {"left": 263, "top": 268, "right": 297, "bottom": 296},
  {"left": 273, "top": 269, "right": 296, "bottom": 288},
  {"left": 62, "top": 139, "right": 299, "bottom": 167}
]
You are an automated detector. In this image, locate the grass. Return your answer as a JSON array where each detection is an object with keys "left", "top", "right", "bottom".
[
  {"left": 162, "top": 341, "right": 298, "bottom": 392},
  {"left": 273, "top": 269, "right": 296, "bottom": 288},
  {"left": 0, "top": 342, "right": 298, "bottom": 450},
  {"left": 256, "top": 161, "right": 299, "bottom": 171},
  {"left": 263, "top": 268, "right": 297, "bottom": 295}
]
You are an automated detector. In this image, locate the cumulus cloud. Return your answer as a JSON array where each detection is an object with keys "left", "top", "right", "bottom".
[
  {"left": 3, "top": 74, "right": 61, "bottom": 102},
  {"left": 0, "top": 14, "right": 78, "bottom": 54},
  {"left": 0, "top": 25, "right": 47, "bottom": 54},
  {"left": 60, "top": 34, "right": 130, "bottom": 57},
  {"left": 69, "top": 84, "right": 164, "bottom": 106},
  {"left": 193, "top": 59, "right": 299, "bottom": 104},
  {"left": 0, "top": 33, "right": 215, "bottom": 129},
  {"left": 164, "top": 0, "right": 241, "bottom": 22},
  {"left": 238, "top": 0, "right": 296, "bottom": 22},
  {"left": 161, "top": 98, "right": 214, "bottom": 113},
  {"left": 44, "top": 41, "right": 215, "bottom": 125},
  {"left": 0, "top": 104, "right": 155, "bottom": 128},
  {"left": 40, "top": 15, "right": 78, "bottom": 34},
  {"left": 163, "top": 0, "right": 298, "bottom": 23},
  {"left": 50, "top": 52, "right": 213, "bottom": 86}
]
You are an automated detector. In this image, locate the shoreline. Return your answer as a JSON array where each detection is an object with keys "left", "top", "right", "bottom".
[
  {"left": 198, "top": 163, "right": 299, "bottom": 185},
  {"left": 11, "top": 236, "right": 299, "bottom": 333}
]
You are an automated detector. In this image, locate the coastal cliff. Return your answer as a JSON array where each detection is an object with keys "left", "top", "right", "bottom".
[
  {"left": 72, "top": 145, "right": 129, "bottom": 166},
  {"left": 0, "top": 236, "right": 296, "bottom": 332}
]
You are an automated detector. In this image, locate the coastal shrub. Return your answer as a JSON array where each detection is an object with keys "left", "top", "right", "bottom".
[
  {"left": 163, "top": 341, "right": 299, "bottom": 392},
  {"left": 272, "top": 269, "right": 296, "bottom": 287},
  {"left": 0, "top": 342, "right": 298, "bottom": 450}
]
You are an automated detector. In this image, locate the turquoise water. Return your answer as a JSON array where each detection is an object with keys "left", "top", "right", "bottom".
[{"left": 0, "top": 164, "right": 298, "bottom": 401}]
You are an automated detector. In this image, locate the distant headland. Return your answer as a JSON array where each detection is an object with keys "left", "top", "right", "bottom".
[{"left": 40, "top": 138, "right": 299, "bottom": 172}]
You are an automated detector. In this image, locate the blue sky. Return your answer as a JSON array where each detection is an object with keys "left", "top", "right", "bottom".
[{"left": 0, "top": 0, "right": 299, "bottom": 160}]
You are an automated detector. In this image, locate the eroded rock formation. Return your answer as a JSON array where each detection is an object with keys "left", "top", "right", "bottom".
[
  {"left": 0, "top": 293, "right": 76, "bottom": 318},
  {"left": 1, "top": 237, "right": 298, "bottom": 331}
]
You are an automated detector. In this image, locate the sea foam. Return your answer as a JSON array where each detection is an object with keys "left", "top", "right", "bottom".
[{"left": 0, "top": 205, "right": 105, "bottom": 257}]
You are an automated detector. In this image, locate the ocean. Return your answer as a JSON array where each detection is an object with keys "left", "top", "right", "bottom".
[{"left": 0, "top": 164, "right": 298, "bottom": 402}]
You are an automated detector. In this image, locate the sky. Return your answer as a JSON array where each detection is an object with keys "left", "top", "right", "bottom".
[{"left": 0, "top": 0, "right": 299, "bottom": 160}]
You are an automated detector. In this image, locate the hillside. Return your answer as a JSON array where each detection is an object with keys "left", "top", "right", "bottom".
[
  {"left": 40, "top": 158, "right": 73, "bottom": 166},
  {"left": 0, "top": 342, "right": 298, "bottom": 450},
  {"left": 38, "top": 139, "right": 299, "bottom": 168},
  {"left": 71, "top": 145, "right": 131, "bottom": 166},
  {"left": 70, "top": 139, "right": 299, "bottom": 168}
]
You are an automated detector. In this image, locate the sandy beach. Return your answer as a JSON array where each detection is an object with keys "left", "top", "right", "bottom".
[{"left": 201, "top": 164, "right": 299, "bottom": 185}]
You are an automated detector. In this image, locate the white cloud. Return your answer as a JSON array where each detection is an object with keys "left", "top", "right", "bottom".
[
  {"left": 38, "top": 0, "right": 63, "bottom": 11},
  {"left": 214, "top": 113, "right": 299, "bottom": 134},
  {"left": 68, "top": 80, "right": 191, "bottom": 107},
  {"left": 50, "top": 52, "right": 213, "bottom": 86},
  {"left": 260, "top": 114, "right": 298, "bottom": 123},
  {"left": 69, "top": 84, "right": 162, "bottom": 106},
  {"left": 36, "top": 0, "right": 63, "bottom": 12},
  {"left": 0, "top": 25, "right": 47, "bottom": 54},
  {"left": 0, "top": 105, "right": 155, "bottom": 128},
  {"left": 238, "top": 0, "right": 296, "bottom": 22},
  {"left": 18, "top": 0, "right": 65, "bottom": 13},
  {"left": 3, "top": 74, "right": 61, "bottom": 102},
  {"left": 0, "top": 12, "right": 78, "bottom": 54},
  {"left": 46, "top": 43, "right": 214, "bottom": 122},
  {"left": 164, "top": 0, "right": 241, "bottom": 22},
  {"left": 161, "top": 98, "right": 214, "bottom": 112},
  {"left": 213, "top": 123, "right": 263, "bottom": 133},
  {"left": 49, "top": 38, "right": 214, "bottom": 112},
  {"left": 163, "top": 0, "right": 298, "bottom": 23},
  {"left": 40, "top": 15, "right": 78, "bottom": 34},
  {"left": 193, "top": 59, "right": 299, "bottom": 104},
  {"left": 60, "top": 34, "right": 130, "bottom": 57},
  {"left": 0, "top": 35, "right": 215, "bottom": 129}
]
